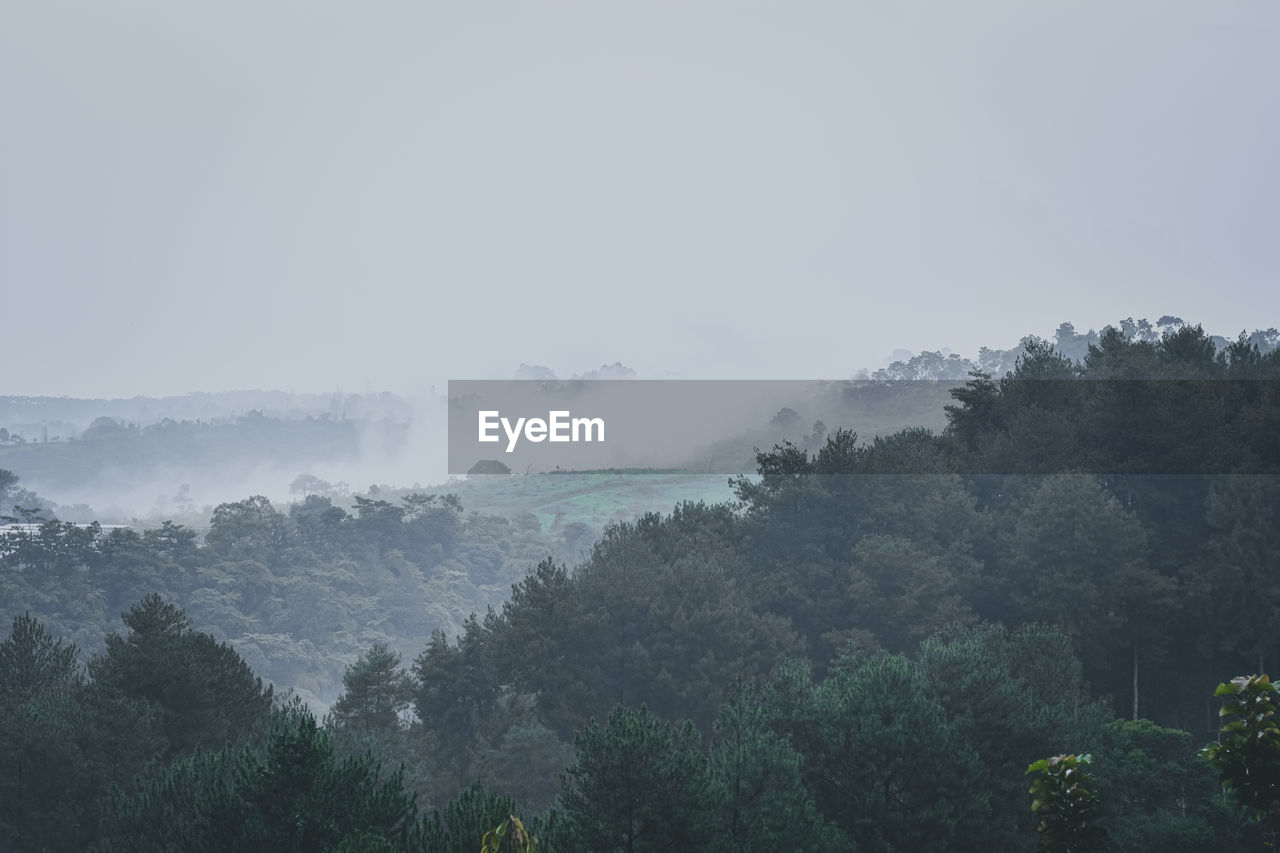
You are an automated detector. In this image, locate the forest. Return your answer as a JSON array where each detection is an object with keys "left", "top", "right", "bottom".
[{"left": 3, "top": 321, "right": 1280, "bottom": 850}]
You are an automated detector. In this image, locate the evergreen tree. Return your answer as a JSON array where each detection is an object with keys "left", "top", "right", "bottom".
[
  {"left": 0, "top": 613, "right": 159, "bottom": 851},
  {"left": 110, "top": 701, "right": 420, "bottom": 852},
  {"left": 89, "top": 594, "right": 273, "bottom": 760},
  {"left": 705, "top": 684, "right": 841, "bottom": 852},
  {"left": 558, "top": 705, "right": 711, "bottom": 853},
  {"left": 331, "top": 642, "right": 412, "bottom": 734},
  {"left": 919, "top": 622, "right": 1109, "bottom": 850},
  {"left": 768, "top": 653, "right": 990, "bottom": 852},
  {"left": 0, "top": 611, "right": 80, "bottom": 696}
]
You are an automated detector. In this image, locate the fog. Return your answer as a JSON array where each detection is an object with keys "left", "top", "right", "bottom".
[
  {"left": 0, "top": 392, "right": 450, "bottom": 523},
  {"left": 3, "top": 2, "right": 1277, "bottom": 400},
  {"left": 5, "top": 5, "right": 1280, "bottom": 842}
]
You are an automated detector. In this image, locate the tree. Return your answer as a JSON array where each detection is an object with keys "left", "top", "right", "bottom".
[
  {"left": 1203, "top": 674, "right": 1280, "bottom": 849},
  {"left": 558, "top": 705, "right": 711, "bottom": 853},
  {"left": 289, "top": 494, "right": 349, "bottom": 554},
  {"left": 491, "top": 513, "right": 796, "bottom": 740},
  {"left": 88, "top": 594, "right": 273, "bottom": 760},
  {"left": 205, "top": 495, "right": 292, "bottom": 562},
  {"left": 1, "top": 680, "right": 160, "bottom": 850},
  {"left": 0, "top": 469, "right": 17, "bottom": 504},
  {"left": 0, "top": 611, "right": 79, "bottom": 696},
  {"left": 990, "top": 474, "right": 1172, "bottom": 713},
  {"left": 291, "top": 473, "right": 337, "bottom": 498},
  {"left": 843, "top": 534, "right": 973, "bottom": 652},
  {"left": 732, "top": 430, "right": 977, "bottom": 660},
  {"left": 351, "top": 496, "right": 408, "bottom": 555},
  {"left": 428, "top": 783, "right": 520, "bottom": 853},
  {"left": 919, "top": 622, "right": 1109, "bottom": 850},
  {"left": 705, "top": 684, "right": 840, "bottom": 852},
  {"left": 480, "top": 814, "right": 536, "bottom": 853},
  {"left": 768, "top": 653, "right": 989, "bottom": 852},
  {"left": 1027, "top": 753, "right": 1105, "bottom": 852},
  {"left": 1201, "top": 476, "right": 1280, "bottom": 675},
  {"left": 330, "top": 643, "right": 412, "bottom": 734},
  {"left": 1090, "top": 719, "right": 1242, "bottom": 853},
  {"left": 945, "top": 370, "right": 1001, "bottom": 451},
  {"left": 412, "top": 620, "right": 498, "bottom": 779},
  {"left": 0, "top": 614, "right": 82, "bottom": 847},
  {"left": 0, "top": 614, "right": 159, "bottom": 850},
  {"left": 110, "top": 702, "right": 421, "bottom": 852},
  {"left": 468, "top": 460, "right": 512, "bottom": 476}
]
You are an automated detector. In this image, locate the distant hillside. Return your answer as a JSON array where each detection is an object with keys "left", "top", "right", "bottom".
[
  {"left": 392, "top": 471, "right": 735, "bottom": 534},
  {"left": 0, "top": 389, "right": 414, "bottom": 439}
]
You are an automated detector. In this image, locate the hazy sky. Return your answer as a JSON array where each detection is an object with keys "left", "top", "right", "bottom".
[{"left": 3, "top": 1, "right": 1277, "bottom": 398}]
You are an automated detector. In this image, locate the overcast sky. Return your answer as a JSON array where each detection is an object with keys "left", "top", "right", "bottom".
[{"left": 2, "top": 1, "right": 1277, "bottom": 398}]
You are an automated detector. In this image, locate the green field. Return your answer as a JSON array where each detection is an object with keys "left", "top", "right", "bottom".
[{"left": 410, "top": 470, "right": 739, "bottom": 531}]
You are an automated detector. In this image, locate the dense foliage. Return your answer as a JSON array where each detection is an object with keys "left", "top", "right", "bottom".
[
  {"left": 3, "top": 320, "right": 1280, "bottom": 850},
  {"left": 0, "top": 485, "right": 583, "bottom": 708}
]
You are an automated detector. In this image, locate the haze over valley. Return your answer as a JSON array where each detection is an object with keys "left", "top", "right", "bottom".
[{"left": 3, "top": 2, "right": 1278, "bottom": 849}]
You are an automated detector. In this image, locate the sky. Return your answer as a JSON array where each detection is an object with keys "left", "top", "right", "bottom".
[{"left": 2, "top": 1, "right": 1277, "bottom": 399}]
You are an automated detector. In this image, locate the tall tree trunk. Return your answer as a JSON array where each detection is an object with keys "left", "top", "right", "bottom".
[{"left": 1132, "top": 644, "right": 1139, "bottom": 721}]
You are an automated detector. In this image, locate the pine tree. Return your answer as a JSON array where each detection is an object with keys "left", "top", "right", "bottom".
[
  {"left": 559, "top": 705, "right": 711, "bottom": 853},
  {"left": 331, "top": 643, "right": 412, "bottom": 734},
  {"left": 110, "top": 702, "right": 420, "bottom": 851},
  {"left": 89, "top": 594, "right": 273, "bottom": 759},
  {"left": 0, "top": 611, "right": 80, "bottom": 696}
]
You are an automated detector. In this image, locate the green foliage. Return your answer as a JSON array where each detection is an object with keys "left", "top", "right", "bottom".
[
  {"left": 987, "top": 474, "right": 1173, "bottom": 705},
  {"left": 412, "top": 620, "right": 500, "bottom": 778},
  {"left": 1089, "top": 718, "right": 1253, "bottom": 853},
  {"left": 485, "top": 511, "right": 798, "bottom": 742},
  {"left": 1027, "top": 753, "right": 1105, "bottom": 852},
  {"left": 206, "top": 494, "right": 294, "bottom": 561},
  {"left": 463, "top": 702, "right": 576, "bottom": 816},
  {"left": 1201, "top": 478, "right": 1280, "bottom": 672},
  {"left": 330, "top": 642, "right": 413, "bottom": 734},
  {"left": 0, "top": 468, "right": 17, "bottom": 501},
  {"left": 415, "top": 782, "right": 520, "bottom": 853},
  {"left": 1, "top": 684, "right": 157, "bottom": 850},
  {"left": 0, "top": 610, "right": 80, "bottom": 696},
  {"left": 1204, "top": 675, "right": 1280, "bottom": 825},
  {"left": 480, "top": 814, "right": 535, "bottom": 853},
  {"left": 88, "top": 594, "right": 273, "bottom": 760},
  {"left": 5, "top": 319, "right": 1280, "bottom": 850},
  {"left": 843, "top": 533, "right": 974, "bottom": 652},
  {"left": 705, "top": 683, "right": 842, "bottom": 852},
  {"left": 469, "top": 460, "right": 513, "bottom": 476},
  {"left": 1, "top": 473, "right": 562, "bottom": 708},
  {"left": 732, "top": 432, "right": 981, "bottom": 661},
  {"left": 109, "top": 701, "right": 420, "bottom": 852},
  {"left": 558, "top": 705, "right": 711, "bottom": 853},
  {"left": 0, "top": 612, "right": 160, "bottom": 850},
  {"left": 919, "top": 622, "right": 1109, "bottom": 850},
  {"left": 757, "top": 653, "right": 988, "bottom": 852}
]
